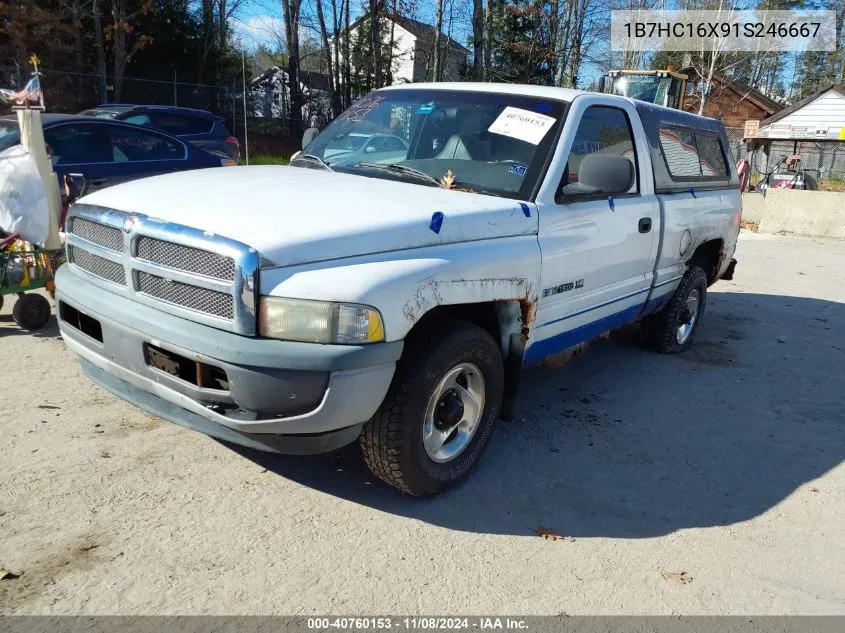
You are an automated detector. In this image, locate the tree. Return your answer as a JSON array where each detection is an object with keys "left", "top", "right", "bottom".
[
  {"left": 281, "top": 0, "right": 304, "bottom": 137},
  {"left": 108, "top": 0, "right": 154, "bottom": 101},
  {"left": 433, "top": 0, "right": 443, "bottom": 81},
  {"left": 92, "top": 0, "right": 108, "bottom": 100},
  {"left": 472, "top": 0, "right": 483, "bottom": 80}
]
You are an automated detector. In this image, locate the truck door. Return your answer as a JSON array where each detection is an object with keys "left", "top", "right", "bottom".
[{"left": 527, "top": 96, "right": 660, "bottom": 364}]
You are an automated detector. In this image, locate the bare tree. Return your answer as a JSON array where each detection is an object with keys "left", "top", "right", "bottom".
[
  {"left": 281, "top": 0, "right": 304, "bottom": 136},
  {"left": 109, "top": 0, "right": 154, "bottom": 101},
  {"left": 315, "top": 0, "right": 342, "bottom": 115},
  {"left": 92, "top": 0, "right": 107, "bottom": 100},
  {"left": 472, "top": 0, "right": 483, "bottom": 80},
  {"left": 433, "top": 0, "right": 444, "bottom": 81},
  {"left": 370, "top": 0, "right": 383, "bottom": 88}
]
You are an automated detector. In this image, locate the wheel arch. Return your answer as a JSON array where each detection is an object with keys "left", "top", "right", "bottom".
[{"left": 689, "top": 238, "right": 725, "bottom": 285}]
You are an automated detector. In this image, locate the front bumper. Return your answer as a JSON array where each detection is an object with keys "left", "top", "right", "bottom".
[{"left": 56, "top": 265, "right": 402, "bottom": 453}]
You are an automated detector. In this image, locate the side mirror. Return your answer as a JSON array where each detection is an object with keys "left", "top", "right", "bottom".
[
  {"left": 560, "top": 154, "right": 634, "bottom": 198},
  {"left": 302, "top": 127, "right": 320, "bottom": 149},
  {"left": 64, "top": 173, "right": 87, "bottom": 204}
]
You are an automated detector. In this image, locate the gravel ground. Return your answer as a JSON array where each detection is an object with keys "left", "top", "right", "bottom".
[{"left": 1, "top": 231, "right": 843, "bottom": 615}]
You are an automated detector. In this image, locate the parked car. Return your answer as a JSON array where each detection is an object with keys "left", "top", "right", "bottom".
[
  {"left": 320, "top": 132, "right": 410, "bottom": 166},
  {"left": 56, "top": 84, "right": 740, "bottom": 497},
  {"left": 78, "top": 104, "right": 240, "bottom": 162},
  {"left": 0, "top": 114, "right": 231, "bottom": 195}
]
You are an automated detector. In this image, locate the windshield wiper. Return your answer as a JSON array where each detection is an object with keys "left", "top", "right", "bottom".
[
  {"left": 291, "top": 154, "right": 334, "bottom": 171},
  {"left": 353, "top": 162, "right": 441, "bottom": 187}
]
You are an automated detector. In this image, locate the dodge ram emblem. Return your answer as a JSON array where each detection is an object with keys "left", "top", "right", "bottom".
[{"left": 123, "top": 216, "right": 138, "bottom": 234}]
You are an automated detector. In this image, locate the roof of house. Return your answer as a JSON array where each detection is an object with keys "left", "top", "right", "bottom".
[
  {"left": 348, "top": 13, "right": 470, "bottom": 55},
  {"left": 681, "top": 67, "right": 783, "bottom": 116},
  {"left": 760, "top": 82, "right": 845, "bottom": 127},
  {"left": 390, "top": 15, "right": 470, "bottom": 54}
]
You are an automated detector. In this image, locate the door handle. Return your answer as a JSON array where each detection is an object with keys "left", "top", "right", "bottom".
[{"left": 638, "top": 217, "right": 652, "bottom": 233}]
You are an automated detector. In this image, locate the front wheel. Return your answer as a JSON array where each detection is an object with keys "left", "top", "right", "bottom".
[
  {"left": 360, "top": 319, "right": 504, "bottom": 496},
  {"left": 643, "top": 266, "right": 708, "bottom": 354},
  {"left": 13, "top": 293, "right": 51, "bottom": 331}
]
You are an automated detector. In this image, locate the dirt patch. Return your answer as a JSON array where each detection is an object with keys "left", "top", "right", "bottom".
[
  {"left": 678, "top": 341, "right": 736, "bottom": 367},
  {"left": 0, "top": 533, "right": 106, "bottom": 611}
]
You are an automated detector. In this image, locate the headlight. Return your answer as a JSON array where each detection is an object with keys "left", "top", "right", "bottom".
[{"left": 258, "top": 297, "right": 385, "bottom": 344}]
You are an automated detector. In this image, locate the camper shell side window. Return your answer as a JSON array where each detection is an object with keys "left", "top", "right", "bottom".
[{"left": 634, "top": 103, "right": 739, "bottom": 194}]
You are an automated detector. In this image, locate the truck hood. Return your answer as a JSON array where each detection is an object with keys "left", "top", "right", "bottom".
[{"left": 79, "top": 166, "right": 538, "bottom": 268}]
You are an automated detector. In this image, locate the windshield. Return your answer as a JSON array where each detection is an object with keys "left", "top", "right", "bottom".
[
  {"left": 612, "top": 75, "right": 681, "bottom": 108},
  {"left": 301, "top": 89, "right": 566, "bottom": 200}
]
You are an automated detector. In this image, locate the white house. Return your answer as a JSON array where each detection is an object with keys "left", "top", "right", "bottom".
[
  {"left": 757, "top": 83, "right": 845, "bottom": 141},
  {"left": 340, "top": 15, "right": 470, "bottom": 85}
]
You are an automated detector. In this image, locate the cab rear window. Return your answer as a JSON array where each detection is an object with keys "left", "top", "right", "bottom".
[{"left": 659, "top": 127, "right": 728, "bottom": 179}]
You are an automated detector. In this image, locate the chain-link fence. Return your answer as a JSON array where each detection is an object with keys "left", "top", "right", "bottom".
[
  {"left": 0, "top": 66, "right": 333, "bottom": 153},
  {"left": 726, "top": 126, "right": 845, "bottom": 183}
]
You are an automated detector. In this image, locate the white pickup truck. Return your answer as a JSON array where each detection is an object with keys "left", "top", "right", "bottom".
[{"left": 56, "top": 84, "right": 740, "bottom": 496}]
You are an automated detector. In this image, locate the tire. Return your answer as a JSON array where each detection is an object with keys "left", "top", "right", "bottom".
[
  {"left": 360, "top": 319, "right": 505, "bottom": 497},
  {"left": 803, "top": 174, "right": 818, "bottom": 190},
  {"left": 13, "top": 293, "right": 51, "bottom": 331},
  {"left": 0, "top": 295, "right": 4, "bottom": 312},
  {"left": 643, "top": 266, "right": 708, "bottom": 354}
]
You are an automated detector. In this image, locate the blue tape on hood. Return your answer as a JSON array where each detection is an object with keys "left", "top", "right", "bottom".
[
  {"left": 608, "top": 196, "right": 615, "bottom": 211},
  {"left": 519, "top": 202, "right": 531, "bottom": 217},
  {"left": 689, "top": 187, "right": 696, "bottom": 198},
  {"left": 429, "top": 211, "right": 444, "bottom": 234}
]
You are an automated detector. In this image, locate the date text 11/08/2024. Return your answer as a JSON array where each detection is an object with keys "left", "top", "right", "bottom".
[{"left": 306, "top": 617, "right": 529, "bottom": 630}]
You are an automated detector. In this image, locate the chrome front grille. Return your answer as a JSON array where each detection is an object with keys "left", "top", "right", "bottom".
[
  {"left": 68, "top": 245, "right": 125, "bottom": 285},
  {"left": 135, "top": 271, "right": 234, "bottom": 319},
  {"left": 70, "top": 217, "right": 123, "bottom": 251},
  {"left": 65, "top": 205, "right": 259, "bottom": 334},
  {"left": 136, "top": 236, "right": 235, "bottom": 281}
]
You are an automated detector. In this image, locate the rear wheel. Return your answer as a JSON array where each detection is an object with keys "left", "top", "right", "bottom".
[
  {"left": 360, "top": 319, "right": 504, "bottom": 496},
  {"left": 643, "top": 266, "right": 708, "bottom": 354},
  {"left": 13, "top": 293, "right": 51, "bottom": 331}
]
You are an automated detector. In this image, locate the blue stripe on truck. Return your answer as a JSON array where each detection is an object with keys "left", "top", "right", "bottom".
[{"left": 525, "top": 303, "right": 643, "bottom": 365}]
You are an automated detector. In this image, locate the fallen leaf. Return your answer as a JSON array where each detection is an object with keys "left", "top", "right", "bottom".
[
  {"left": 810, "top": 487, "right": 820, "bottom": 493},
  {"left": 662, "top": 570, "right": 693, "bottom": 584},
  {"left": 260, "top": 468, "right": 268, "bottom": 474},
  {"left": 0, "top": 568, "right": 21, "bottom": 581},
  {"left": 535, "top": 527, "right": 575, "bottom": 542},
  {"left": 440, "top": 170, "right": 456, "bottom": 190},
  {"left": 100, "top": 451, "right": 111, "bottom": 458},
  {"left": 37, "top": 405, "right": 60, "bottom": 410}
]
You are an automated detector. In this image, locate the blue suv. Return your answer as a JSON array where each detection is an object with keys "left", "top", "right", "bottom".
[{"left": 79, "top": 104, "right": 240, "bottom": 162}]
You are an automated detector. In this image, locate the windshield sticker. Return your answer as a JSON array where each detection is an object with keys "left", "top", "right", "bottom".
[
  {"left": 534, "top": 104, "right": 553, "bottom": 113},
  {"left": 417, "top": 104, "right": 435, "bottom": 114},
  {"left": 508, "top": 164, "right": 527, "bottom": 176},
  {"left": 339, "top": 95, "right": 385, "bottom": 121},
  {"left": 488, "top": 107, "right": 556, "bottom": 145}
]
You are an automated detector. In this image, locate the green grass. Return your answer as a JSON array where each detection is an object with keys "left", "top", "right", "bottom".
[{"left": 242, "top": 154, "right": 289, "bottom": 165}]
